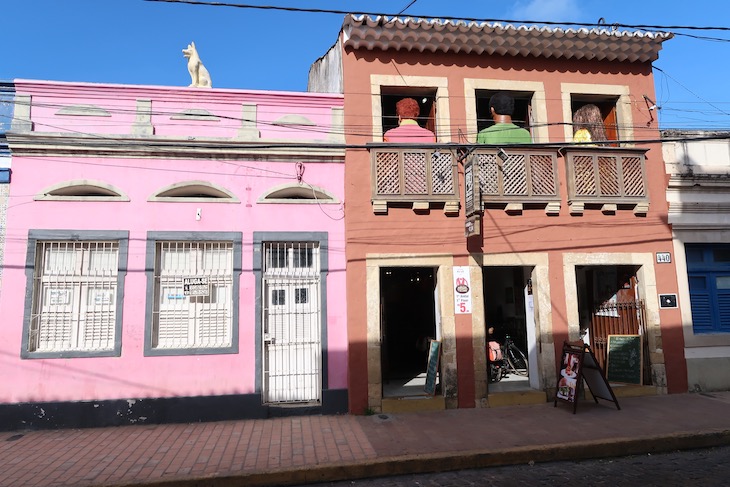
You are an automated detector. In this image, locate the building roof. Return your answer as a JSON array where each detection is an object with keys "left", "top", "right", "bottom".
[{"left": 342, "top": 15, "right": 672, "bottom": 63}]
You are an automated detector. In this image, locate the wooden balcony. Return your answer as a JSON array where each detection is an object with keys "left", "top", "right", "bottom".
[
  {"left": 369, "top": 145, "right": 651, "bottom": 216},
  {"left": 371, "top": 147, "right": 459, "bottom": 215},
  {"left": 469, "top": 147, "right": 561, "bottom": 215},
  {"left": 561, "top": 147, "right": 650, "bottom": 215}
]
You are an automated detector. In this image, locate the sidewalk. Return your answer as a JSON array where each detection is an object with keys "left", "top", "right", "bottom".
[{"left": 3, "top": 392, "right": 730, "bottom": 487}]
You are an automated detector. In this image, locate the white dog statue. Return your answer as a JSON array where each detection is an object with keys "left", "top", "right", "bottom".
[{"left": 182, "top": 42, "right": 212, "bottom": 88}]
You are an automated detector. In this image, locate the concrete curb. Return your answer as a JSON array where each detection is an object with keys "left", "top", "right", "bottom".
[{"left": 108, "top": 429, "right": 730, "bottom": 487}]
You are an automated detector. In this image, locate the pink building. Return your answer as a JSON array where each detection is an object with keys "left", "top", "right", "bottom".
[{"left": 1, "top": 80, "right": 347, "bottom": 429}]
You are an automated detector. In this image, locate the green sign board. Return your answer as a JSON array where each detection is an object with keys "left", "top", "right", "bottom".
[
  {"left": 424, "top": 340, "right": 441, "bottom": 395},
  {"left": 606, "top": 334, "right": 642, "bottom": 385}
]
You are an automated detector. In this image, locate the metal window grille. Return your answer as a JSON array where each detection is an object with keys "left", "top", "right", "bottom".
[
  {"left": 262, "top": 241, "right": 322, "bottom": 403},
  {"left": 152, "top": 241, "right": 233, "bottom": 349},
  {"left": 29, "top": 241, "right": 119, "bottom": 352}
]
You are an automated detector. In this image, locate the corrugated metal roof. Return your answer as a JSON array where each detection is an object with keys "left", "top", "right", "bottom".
[{"left": 343, "top": 15, "right": 672, "bottom": 63}]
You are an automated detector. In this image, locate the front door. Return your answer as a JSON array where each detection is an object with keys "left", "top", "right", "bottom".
[{"left": 262, "top": 242, "right": 321, "bottom": 403}]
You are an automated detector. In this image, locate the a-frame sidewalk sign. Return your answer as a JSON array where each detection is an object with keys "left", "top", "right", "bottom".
[{"left": 554, "top": 340, "right": 621, "bottom": 414}]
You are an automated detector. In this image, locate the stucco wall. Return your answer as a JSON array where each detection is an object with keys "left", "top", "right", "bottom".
[
  {"left": 340, "top": 46, "right": 686, "bottom": 411},
  {"left": 1, "top": 81, "right": 348, "bottom": 405}
]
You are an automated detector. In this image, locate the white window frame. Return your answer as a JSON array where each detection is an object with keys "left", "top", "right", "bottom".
[
  {"left": 22, "top": 230, "right": 128, "bottom": 359},
  {"left": 464, "top": 78, "right": 549, "bottom": 144},
  {"left": 370, "top": 74, "right": 451, "bottom": 142},
  {"left": 144, "top": 232, "right": 241, "bottom": 356},
  {"left": 560, "top": 83, "right": 634, "bottom": 146}
]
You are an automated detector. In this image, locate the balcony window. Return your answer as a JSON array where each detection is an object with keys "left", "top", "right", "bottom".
[
  {"left": 476, "top": 89, "right": 534, "bottom": 139},
  {"left": 571, "top": 96, "right": 620, "bottom": 145},
  {"left": 381, "top": 87, "right": 437, "bottom": 138}
]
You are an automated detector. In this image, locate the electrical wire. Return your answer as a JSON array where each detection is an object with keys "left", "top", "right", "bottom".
[{"left": 143, "top": 0, "right": 730, "bottom": 34}]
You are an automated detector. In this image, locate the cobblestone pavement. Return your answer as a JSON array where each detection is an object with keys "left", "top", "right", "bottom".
[{"left": 303, "top": 445, "right": 730, "bottom": 487}]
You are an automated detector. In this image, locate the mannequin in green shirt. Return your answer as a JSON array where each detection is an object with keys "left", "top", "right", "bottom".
[{"left": 477, "top": 92, "right": 532, "bottom": 145}]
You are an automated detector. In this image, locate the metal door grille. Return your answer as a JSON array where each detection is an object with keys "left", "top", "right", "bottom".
[
  {"left": 29, "top": 241, "right": 119, "bottom": 352},
  {"left": 262, "top": 241, "right": 322, "bottom": 404}
]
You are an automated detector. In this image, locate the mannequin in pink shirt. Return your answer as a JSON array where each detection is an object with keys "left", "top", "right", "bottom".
[{"left": 383, "top": 98, "right": 436, "bottom": 143}]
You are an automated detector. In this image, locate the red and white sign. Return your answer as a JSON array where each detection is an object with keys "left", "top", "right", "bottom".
[{"left": 453, "top": 266, "right": 472, "bottom": 314}]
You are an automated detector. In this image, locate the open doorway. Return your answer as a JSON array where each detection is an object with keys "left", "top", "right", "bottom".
[
  {"left": 483, "top": 266, "right": 538, "bottom": 391},
  {"left": 575, "top": 265, "right": 651, "bottom": 385},
  {"left": 380, "top": 267, "right": 439, "bottom": 397}
]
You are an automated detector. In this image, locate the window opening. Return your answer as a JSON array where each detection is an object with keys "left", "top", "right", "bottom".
[
  {"left": 380, "top": 87, "right": 437, "bottom": 136},
  {"left": 571, "top": 96, "right": 620, "bottom": 144},
  {"left": 151, "top": 240, "right": 234, "bottom": 350},
  {"left": 29, "top": 241, "right": 120, "bottom": 353},
  {"left": 476, "top": 89, "right": 534, "bottom": 134},
  {"left": 686, "top": 243, "right": 730, "bottom": 334}
]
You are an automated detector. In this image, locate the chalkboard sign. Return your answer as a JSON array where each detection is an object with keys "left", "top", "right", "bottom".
[
  {"left": 606, "top": 335, "right": 642, "bottom": 385},
  {"left": 424, "top": 340, "right": 441, "bottom": 395}
]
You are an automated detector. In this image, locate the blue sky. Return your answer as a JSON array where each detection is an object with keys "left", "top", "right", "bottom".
[{"left": 2, "top": 0, "right": 729, "bottom": 131}]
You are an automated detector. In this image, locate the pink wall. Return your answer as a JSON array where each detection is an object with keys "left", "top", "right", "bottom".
[{"left": 1, "top": 81, "right": 347, "bottom": 403}]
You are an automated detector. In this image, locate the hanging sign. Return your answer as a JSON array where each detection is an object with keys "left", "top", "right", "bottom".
[
  {"left": 453, "top": 266, "right": 472, "bottom": 314},
  {"left": 464, "top": 155, "right": 481, "bottom": 238},
  {"left": 183, "top": 276, "right": 210, "bottom": 297},
  {"left": 465, "top": 215, "right": 481, "bottom": 238}
]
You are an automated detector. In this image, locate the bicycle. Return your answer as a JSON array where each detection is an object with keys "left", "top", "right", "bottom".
[
  {"left": 502, "top": 334, "right": 529, "bottom": 377},
  {"left": 488, "top": 333, "right": 529, "bottom": 382}
]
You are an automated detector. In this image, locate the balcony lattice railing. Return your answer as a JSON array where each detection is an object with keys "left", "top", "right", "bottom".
[
  {"left": 369, "top": 145, "right": 650, "bottom": 215},
  {"left": 471, "top": 147, "right": 560, "bottom": 204},
  {"left": 563, "top": 147, "right": 649, "bottom": 204},
  {"left": 371, "top": 148, "right": 459, "bottom": 214}
]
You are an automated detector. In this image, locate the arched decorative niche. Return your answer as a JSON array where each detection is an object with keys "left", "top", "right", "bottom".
[
  {"left": 149, "top": 180, "right": 239, "bottom": 203},
  {"left": 258, "top": 183, "right": 339, "bottom": 204},
  {"left": 34, "top": 180, "right": 129, "bottom": 201}
]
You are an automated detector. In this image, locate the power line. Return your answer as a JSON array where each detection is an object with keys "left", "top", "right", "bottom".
[{"left": 143, "top": 0, "right": 730, "bottom": 33}]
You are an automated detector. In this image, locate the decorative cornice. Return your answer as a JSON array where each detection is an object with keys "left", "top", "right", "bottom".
[{"left": 6, "top": 133, "right": 345, "bottom": 162}]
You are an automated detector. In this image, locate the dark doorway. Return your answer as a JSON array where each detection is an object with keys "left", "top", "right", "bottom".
[
  {"left": 380, "top": 267, "right": 437, "bottom": 390},
  {"left": 575, "top": 265, "right": 651, "bottom": 385},
  {"left": 483, "top": 266, "right": 529, "bottom": 355}
]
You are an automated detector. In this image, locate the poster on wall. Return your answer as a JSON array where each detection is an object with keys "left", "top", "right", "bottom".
[{"left": 453, "top": 266, "right": 472, "bottom": 314}]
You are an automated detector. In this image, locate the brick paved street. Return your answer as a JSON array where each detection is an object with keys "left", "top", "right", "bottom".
[{"left": 1, "top": 393, "right": 730, "bottom": 487}]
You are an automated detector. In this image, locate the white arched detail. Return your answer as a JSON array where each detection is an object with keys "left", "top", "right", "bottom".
[
  {"left": 149, "top": 180, "right": 239, "bottom": 203},
  {"left": 35, "top": 180, "right": 129, "bottom": 201},
  {"left": 258, "top": 183, "right": 339, "bottom": 204}
]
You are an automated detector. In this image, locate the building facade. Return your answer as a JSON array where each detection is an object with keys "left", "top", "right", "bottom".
[
  {"left": 663, "top": 130, "right": 730, "bottom": 392},
  {"left": 310, "top": 16, "right": 688, "bottom": 414},
  {"left": 1, "top": 80, "right": 348, "bottom": 429}
]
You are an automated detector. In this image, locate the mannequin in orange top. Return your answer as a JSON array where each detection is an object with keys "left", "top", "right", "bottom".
[{"left": 383, "top": 98, "right": 436, "bottom": 143}]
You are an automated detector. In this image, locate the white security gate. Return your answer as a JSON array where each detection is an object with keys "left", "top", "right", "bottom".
[
  {"left": 262, "top": 242, "right": 322, "bottom": 403},
  {"left": 30, "top": 241, "right": 119, "bottom": 353},
  {"left": 153, "top": 241, "right": 233, "bottom": 350}
]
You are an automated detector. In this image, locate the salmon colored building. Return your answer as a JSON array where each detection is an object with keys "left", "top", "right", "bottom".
[{"left": 310, "top": 16, "right": 687, "bottom": 414}]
